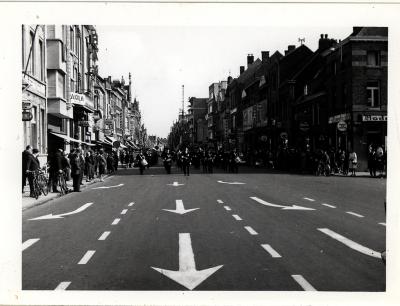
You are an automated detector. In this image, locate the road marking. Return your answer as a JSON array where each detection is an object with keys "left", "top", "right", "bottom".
[
  {"left": 111, "top": 218, "right": 120, "bottom": 225},
  {"left": 92, "top": 183, "right": 124, "bottom": 189},
  {"left": 128, "top": 202, "right": 135, "bottom": 207},
  {"left": 78, "top": 250, "right": 96, "bottom": 265},
  {"left": 224, "top": 206, "right": 232, "bottom": 211},
  {"left": 346, "top": 211, "right": 364, "bottom": 218},
  {"left": 168, "top": 182, "right": 185, "bottom": 187},
  {"left": 261, "top": 244, "right": 282, "bottom": 258},
  {"left": 217, "top": 180, "right": 245, "bottom": 185},
  {"left": 121, "top": 209, "right": 128, "bottom": 215},
  {"left": 303, "top": 197, "right": 315, "bottom": 202},
  {"left": 379, "top": 222, "right": 386, "bottom": 226},
  {"left": 22, "top": 238, "right": 40, "bottom": 251},
  {"left": 322, "top": 203, "right": 336, "bottom": 208},
  {"left": 250, "top": 196, "right": 315, "bottom": 211},
  {"left": 29, "top": 202, "right": 94, "bottom": 220},
  {"left": 217, "top": 200, "right": 224, "bottom": 204},
  {"left": 244, "top": 226, "right": 258, "bottom": 235},
  {"left": 98, "top": 231, "right": 111, "bottom": 241},
  {"left": 291, "top": 275, "right": 317, "bottom": 291},
  {"left": 232, "top": 214, "right": 242, "bottom": 221},
  {"left": 163, "top": 200, "right": 199, "bottom": 215},
  {"left": 151, "top": 233, "right": 223, "bottom": 290},
  {"left": 55, "top": 281, "right": 71, "bottom": 290},
  {"left": 318, "top": 228, "right": 381, "bottom": 258}
]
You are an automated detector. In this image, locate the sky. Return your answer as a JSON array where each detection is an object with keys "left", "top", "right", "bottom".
[{"left": 96, "top": 26, "right": 352, "bottom": 138}]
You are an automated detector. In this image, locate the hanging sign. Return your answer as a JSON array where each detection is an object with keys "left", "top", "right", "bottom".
[
  {"left": 22, "top": 111, "right": 33, "bottom": 121},
  {"left": 337, "top": 120, "right": 347, "bottom": 132},
  {"left": 70, "top": 93, "right": 85, "bottom": 106}
]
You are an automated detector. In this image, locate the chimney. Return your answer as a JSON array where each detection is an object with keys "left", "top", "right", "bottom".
[
  {"left": 247, "top": 54, "right": 254, "bottom": 66},
  {"left": 227, "top": 76, "right": 233, "bottom": 84},
  {"left": 261, "top": 51, "right": 270, "bottom": 62},
  {"left": 240, "top": 66, "right": 245, "bottom": 75},
  {"left": 288, "top": 45, "right": 296, "bottom": 52},
  {"left": 318, "top": 33, "right": 337, "bottom": 51}
]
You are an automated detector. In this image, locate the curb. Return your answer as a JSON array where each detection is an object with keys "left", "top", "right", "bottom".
[{"left": 22, "top": 174, "right": 112, "bottom": 211}]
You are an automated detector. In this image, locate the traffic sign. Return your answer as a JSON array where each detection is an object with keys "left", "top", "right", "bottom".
[{"left": 337, "top": 120, "right": 347, "bottom": 132}]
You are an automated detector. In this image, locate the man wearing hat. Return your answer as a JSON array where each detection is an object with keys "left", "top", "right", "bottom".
[{"left": 26, "top": 148, "right": 40, "bottom": 197}]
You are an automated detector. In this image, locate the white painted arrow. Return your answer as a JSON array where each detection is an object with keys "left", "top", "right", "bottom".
[
  {"left": 29, "top": 202, "right": 94, "bottom": 220},
  {"left": 163, "top": 200, "right": 199, "bottom": 215},
  {"left": 217, "top": 180, "right": 245, "bottom": 185},
  {"left": 250, "top": 197, "right": 315, "bottom": 211},
  {"left": 167, "top": 182, "right": 185, "bottom": 187},
  {"left": 151, "top": 233, "right": 223, "bottom": 290},
  {"left": 92, "top": 183, "right": 124, "bottom": 189}
]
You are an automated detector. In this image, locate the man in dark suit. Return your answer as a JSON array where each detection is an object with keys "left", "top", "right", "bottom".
[
  {"left": 22, "top": 145, "right": 33, "bottom": 193},
  {"left": 70, "top": 148, "right": 82, "bottom": 192},
  {"left": 49, "top": 148, "right": 63, "bottom": 192},
  {"left": 26, "top": 148, "right": 40, "bottom": 197}
]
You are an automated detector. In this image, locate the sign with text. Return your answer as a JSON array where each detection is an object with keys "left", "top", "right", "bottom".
[
  {"left": 70, "top": 93, "right": 85, "bottom": 106},
  {"left": 78, "top": 120, "right": 90, "bottom": 127},
  {"left": 328, "top": 113, "right": 351, "bottom": 124},
  {"left": 337, "top": 120, "right": 347, "bottom": 131},
  {"left": 362, "top": 115, "right": 387, "bottom": 122}
]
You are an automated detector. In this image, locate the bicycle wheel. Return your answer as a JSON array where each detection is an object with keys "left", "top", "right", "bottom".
[
  {"left": 58, "top": 175, "right": 65, "bottom": 196},
  {"left": 38, "top": 174, "right": 48, "bottom": 196},
  {"left": 33, "top": 179, "right": 40, "bottom": 199},
  {"left": 61, "top": 175, "right": 68, "bottom": 194}
]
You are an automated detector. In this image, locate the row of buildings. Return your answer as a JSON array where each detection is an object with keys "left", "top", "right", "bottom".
[
  {"left": 22, "top": 25, "right": 146, "bottom": 165},
  {"left": 171, "top": 27, "right": 387, "bottom": 170}
]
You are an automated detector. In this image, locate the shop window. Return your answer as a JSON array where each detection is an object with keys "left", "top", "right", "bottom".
[
  {"left": 367, "top": 81, "right": 380, "bottom": 107},
  {"left": 367, "top": 51, "right": 381, "bottom": 66}
]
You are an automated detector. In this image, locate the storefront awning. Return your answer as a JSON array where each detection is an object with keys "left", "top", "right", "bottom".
[
  {"left": 127, "top": 140, "right": 139, "bottom": 149},
  {"left": 50, "top": 132, "right": 82, "bottom": 144}
]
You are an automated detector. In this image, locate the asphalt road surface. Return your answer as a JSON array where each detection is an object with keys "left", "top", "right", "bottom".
[{"left": 22, "top": 165, "right": 386, "bottom": 291}]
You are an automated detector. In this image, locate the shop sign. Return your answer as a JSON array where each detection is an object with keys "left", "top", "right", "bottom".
[
  {"left": 337, "top": 120, "right": 347, "bottom": 132},
  {"left": 22, "top": 100, "right": 32, "bottom": 110},
  {"left": 362, "top": 115, "right": 387, "bottom": 122},
  {"left": 70, "top": 93, "right": 85, "bottom": 106},
  {"left": 299, "top": 122, "right": 310, "bottom": 132},
  {"left": 328, "top": 113, "right": 351, "bottom": 124},
  {"left": 78, "top": 120, "right": 90, "bottom": 127},
  {"left": 22, "top": 111, "right": 33, "bottom": 121}
]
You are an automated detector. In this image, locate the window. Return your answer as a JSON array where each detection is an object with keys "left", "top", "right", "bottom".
[
  {"left": 39, "top": 40, "right": 44, "bottom": 81},
  {"left": 70, "top": 27, "right": 74, "bottom": 51},
  {"left": 304, "top": 84, "right": 309, "bottom": 96},
  {"left": 58, "top": 73, "right": 66, "bottom": 99},
  {"left": 41, "top": 109, "right": 45, "bottom": 153},
  {"left": 29, "top": 31, "right": 35, "bottom": 75},
  {"left": 31, "top": 106, "right": 38, "bottom": 149},
  {"left": 367, "top": 81, "right": 380, "bottom": 107},
  {"left": 367, "top": 51, "right": 381, "bottom": 66}
]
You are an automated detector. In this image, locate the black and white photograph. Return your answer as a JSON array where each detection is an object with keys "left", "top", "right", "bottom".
[{"left": 1, "top": 1, "right": 400, "bottom": 306}]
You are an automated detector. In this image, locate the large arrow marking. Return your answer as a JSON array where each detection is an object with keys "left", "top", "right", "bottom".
[
  {"left": 92, "top": 183, "right": 124, "bottom": 189},
  {"left": 167, "top": 182, "right": 185, "bottom": 187},
  {"left": 163, "top": 200, "right": 199, "bottom": 215},
  {"left": 250, "top": 197, "right": 315, "bottom": 211},
  {"left": 217, "top": 180, "right": 245, "bottom": 185},
  {"left": 151, "top": 233, "right": 223, "bottom": 290},
  {"left": 29, "top": 202, "right": 94, "bottom": 220}
]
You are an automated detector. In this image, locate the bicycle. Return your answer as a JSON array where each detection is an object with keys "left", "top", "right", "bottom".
[
  {"left": 57, "top": 170, "right": 69, "bottom": 196},
  {"left": 27, "top": 170, "right": 48, "bottom": 199}
]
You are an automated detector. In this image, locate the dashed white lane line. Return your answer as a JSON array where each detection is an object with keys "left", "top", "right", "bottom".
[
  {"left": 98, "top": 231, "right": 111, "bottom": 241},
  {"left": 55, "top": 281, "right": 71, "bottom": 290},
  {"left": 379, "top": 222, "right": 386, "bottom": 226},
  {"left": 217, "top": 200, "right": 224, "bottom": 204},
  {"left": 303, "top": 197, "right": 315, "bottom": 202},
  {"left": 224, "top": 206, "right": 232, "bottom": 211},
  {"left": 322, "top": 203, "right": 336, "bottom": 208},
  {"left": 346, "top": 211, "right": 364, "bottom": 218},
  {"left": 291, "top": 275, "right": 317, "bottom": 291},
  {"left": 111, "top": 218, "right": 120, "bottom": 225},
  {"left": 22, "top": 238, "right": 40, "bottom": 251},
  {"left": 244, "top": 226, "right": 258, "bottom": 235},
  {"left": 232, "top": 214, "right": 242, "bottom": 221},
  {"left": 128, "top": 202, "right": 135, "bottom": 207},
  {"left": 121, "top": 209, "right": 128, "bottom": 215},
  {"left": 318, "top": 228, "right": 381, "bottom": 258},
  {"left": 261, "top": 244, "right": 282, "bottom": 258},
  {"left": 78, "top": 250, "right": 96, "bottom": 265}
]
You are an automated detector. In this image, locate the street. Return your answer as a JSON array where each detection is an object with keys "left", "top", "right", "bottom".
[{"left": 22, "top": 166, "right": 386, "bottom": 291}]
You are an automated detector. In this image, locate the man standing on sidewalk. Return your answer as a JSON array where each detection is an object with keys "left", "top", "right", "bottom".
[
  {"left": 48, "top": 149, "right": 63, "bottom": 193},
  {"left": 22, "top": 145, "right": 33, "bottom": 193},
  {"left": 70, "top": 148, "right": 81, "bottom": 192}
]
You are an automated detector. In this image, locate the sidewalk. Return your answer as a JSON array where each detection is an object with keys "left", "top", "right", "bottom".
[{"left": 22, "top": 174, "right": 111, "bottom": 211}]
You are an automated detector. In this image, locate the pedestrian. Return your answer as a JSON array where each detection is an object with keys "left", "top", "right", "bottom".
[
  {"left": 136, "top": 150, "right": 147, "bottom": 175},
  {"left": 97, "top": 149, "right": 106, "bottom": 182},
  {"left": 162, "top": 148, "right": 172, "bottom": 174},
  {"left": 61, "top": 150, "right": 71, "bottom": 181},
  {"left": 79, "top": 149, "right": 85, "bottom": 185},
  {"left": 368, "top": 145, "right": 377, "bottom": 177},
  {"left": 26, "top": 148, "right": 40, "bottom": 197},
  {"left": 22, "top": 145, "right": 33, "bottom": 193},
  {"left": 70, "top": 149, "right": 81, "bottom": 192},
  {"left": 48, "top": 148, "right": 63, "bottom": 193},
  {"left": 375, "top": 146, "right": 385, "bottom": 178},
  {"left": 207, "top": 151, "right": 214, "bottom": 174},
  {"left": 124, "top": 151, "right": 130, "bottom": 168},
  {"left": 348, "top": 149, "right": 357, "bottom": 176},
  {"left": 181, "top": 147, "right": 191, "bottom": 176}
]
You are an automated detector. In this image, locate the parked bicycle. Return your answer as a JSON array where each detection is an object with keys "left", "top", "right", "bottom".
[
  {"left": 57, "top": 170, "right": 69, "bottom": 196},
  {"left": 27, "top": 169, "right": 49, "bottom": 199}
]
